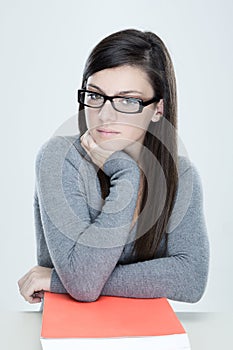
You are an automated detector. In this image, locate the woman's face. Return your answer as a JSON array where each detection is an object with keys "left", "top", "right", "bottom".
[{"left": 84, "top": 65, "right": 160, "bottom": 153}]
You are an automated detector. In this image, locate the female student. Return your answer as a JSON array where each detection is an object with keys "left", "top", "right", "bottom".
[{"left": 18, "top": 29, "right": 209, "bottom": 304}]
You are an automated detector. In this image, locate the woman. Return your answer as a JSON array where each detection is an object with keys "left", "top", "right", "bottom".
[{"left": 18, "top": 29, "right": 209, "bottom": 304}]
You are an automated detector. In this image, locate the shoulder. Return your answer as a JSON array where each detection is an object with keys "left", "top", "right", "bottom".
[
  {"left": 177, "top": 155, "right": 192, "bottom": 176},
  {"left": 176, "top": 155, "right": 203, "bottom": 198},
  {"left": 35, "top": 133, "right": 88, "bottom": 173}
]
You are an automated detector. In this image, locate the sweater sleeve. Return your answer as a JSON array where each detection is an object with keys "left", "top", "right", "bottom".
[
  {"left": 100, "top": 162, "right": 210, "bottom": 303},
  {"left": 34, "top": 135, "right": 140, "bottom": 302}
]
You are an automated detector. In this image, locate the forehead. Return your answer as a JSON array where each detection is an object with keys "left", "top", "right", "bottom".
[{"left": 86, "top": 65, "right": 153, "bottom": 95}]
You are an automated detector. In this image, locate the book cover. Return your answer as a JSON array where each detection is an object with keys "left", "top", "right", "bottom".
[{"left": 40, "top": 292, "right": 191, "bottom": 350}]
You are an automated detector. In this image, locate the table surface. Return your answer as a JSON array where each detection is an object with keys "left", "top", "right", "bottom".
[{"left": 0, "top": 311, "right": 232, "bottom": 349}]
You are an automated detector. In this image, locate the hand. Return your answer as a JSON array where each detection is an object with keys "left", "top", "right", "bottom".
[
  {"left": 18, "top": 266, "right": 52, "bottom": 304},
  {"left": 80, "top": 131, "right": 115, "bottom": 170}
]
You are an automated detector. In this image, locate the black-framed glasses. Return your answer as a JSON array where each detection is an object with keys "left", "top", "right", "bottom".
[{"left": 77, "top": 89, "right": 160, "bottom": 114}]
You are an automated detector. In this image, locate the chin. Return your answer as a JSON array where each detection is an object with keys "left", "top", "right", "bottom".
[{"left": 95, "top": 137, "right": 133, "bottom": 152}]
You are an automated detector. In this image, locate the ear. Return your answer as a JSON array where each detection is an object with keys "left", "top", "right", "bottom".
[{"left": 151, "top": 99, "right": 164, "bottom": 122}]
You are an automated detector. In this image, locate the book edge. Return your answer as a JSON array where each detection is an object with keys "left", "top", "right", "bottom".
[{"left": 40, "top": 333, "right": 191, "bottom": 350}]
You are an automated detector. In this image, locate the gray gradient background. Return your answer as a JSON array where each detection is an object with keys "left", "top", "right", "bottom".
[{"left": 0, "top": 0, "right": 232, "bottom": 313}]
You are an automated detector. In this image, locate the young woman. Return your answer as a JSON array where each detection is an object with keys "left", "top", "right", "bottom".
[{"left": 18, "top": 29, "right": 209, "bottom": 304}]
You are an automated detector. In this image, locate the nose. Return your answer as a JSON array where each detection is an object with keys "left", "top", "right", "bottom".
[{"left": 98, "top": 100, "right": 118, "bottom": 123}]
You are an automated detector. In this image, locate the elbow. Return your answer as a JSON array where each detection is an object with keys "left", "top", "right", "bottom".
[
  {"left": 189, "top": 275, "right": 209, "bottom": 303},
  {"left": 172, "top": 280, "right": 207, "bottom": 304},
  {"left": 69, "top": 290, "right": 101, "bottom": 303},
  {"left": 188, "top": 258, "right": 209, "bottom": 303},
  {"left": 185, "top": 286, "right": 206, "bottom": 304},
  {"left": 72, "top": 292, "right": 100, "bottom": 303},
  {"left": 64, "top": 280, "right": 102, "bottom": 303},
  {"left": 174, "top": 251, "right": 210, "bottom": 303},
  {"left": 178, "top": 268, "right": 209, "bottom": 304}
]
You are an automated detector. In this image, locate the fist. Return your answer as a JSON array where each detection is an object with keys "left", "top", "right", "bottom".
[{"left": 18, "top": 265, "right": 52, "bottom": 304}]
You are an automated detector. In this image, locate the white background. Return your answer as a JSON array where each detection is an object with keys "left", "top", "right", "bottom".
[{"left": 0, "top": 0, "right": 232, "bottom": 312}]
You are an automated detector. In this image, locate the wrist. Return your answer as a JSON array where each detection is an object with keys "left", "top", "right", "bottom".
[{"left": 103, "top": 151, "right": 140, "bottom": 177}]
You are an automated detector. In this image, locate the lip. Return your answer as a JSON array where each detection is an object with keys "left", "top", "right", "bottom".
[{"left": 97, "top": 128, "right": 120, "bottom": 134}]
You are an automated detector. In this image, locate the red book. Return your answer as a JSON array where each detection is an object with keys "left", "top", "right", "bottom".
[{"left": 41, "top": 292, "right": 191, "bottom": 350}]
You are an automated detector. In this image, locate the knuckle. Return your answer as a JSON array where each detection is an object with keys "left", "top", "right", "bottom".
[{"left": 31, "top": 266, "right": 39, "bottom": 273}]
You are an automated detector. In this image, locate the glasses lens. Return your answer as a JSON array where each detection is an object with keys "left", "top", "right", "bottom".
[
  {"left": 80, "top": 91, "right": 104, "bottom": 107},
  {"left": 113, "top": 97, "right": 140, "bottom": 113}
]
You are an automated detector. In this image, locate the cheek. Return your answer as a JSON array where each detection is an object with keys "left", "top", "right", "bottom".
[
  {"left": 85, "top": 110, "right": 96, "bottom": 129},
  {"left": 85, "top": 109, "right": 114, "bottom": 130},
  {"left": 123, "top": 125, "right": 147, "bottom": 141},
  {"left": 124, "top": 117, "right": 152, "bottom": 138}
]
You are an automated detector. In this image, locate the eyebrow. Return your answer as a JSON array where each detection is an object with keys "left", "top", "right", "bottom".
[{"left": 87, "top": 83, "right": 143, "bottom": 96}]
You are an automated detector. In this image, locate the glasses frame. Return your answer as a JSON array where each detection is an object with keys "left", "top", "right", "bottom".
[{"left": 77, "top": 89, "right": 161, "bottom": 114}]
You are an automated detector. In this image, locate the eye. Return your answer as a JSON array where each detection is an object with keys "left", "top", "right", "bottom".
[
  {"left": 87, "top": 92, "right": 103, "bottom": 100},
  {"left": 121, "top": 97, "right": 139, "bottom": 105}
]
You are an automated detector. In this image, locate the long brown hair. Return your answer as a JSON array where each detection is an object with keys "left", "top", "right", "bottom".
[{"left": 78, "top": 29, "right": 178, "bottom": 261}]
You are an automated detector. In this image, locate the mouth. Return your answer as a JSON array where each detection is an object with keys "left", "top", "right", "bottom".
[{"left": 97, "top": 128, "right": 121, "bottom": 135}]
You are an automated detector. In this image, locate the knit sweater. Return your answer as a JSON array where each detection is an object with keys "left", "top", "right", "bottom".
[{"left": 34, "top": 134, "right": 209, "bottom": 303}]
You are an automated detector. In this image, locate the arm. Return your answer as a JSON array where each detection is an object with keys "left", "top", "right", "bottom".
[
  {"left": 100, "top": 162, "right": 210, "bottom": 303},
  {"left": 34, "top": 135, "right": 140, "bottom": 302}
]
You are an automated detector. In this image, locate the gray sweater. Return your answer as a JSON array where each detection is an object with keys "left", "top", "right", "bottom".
[{"left": 34, "top": 134, "right": 209, "bottom": 303}]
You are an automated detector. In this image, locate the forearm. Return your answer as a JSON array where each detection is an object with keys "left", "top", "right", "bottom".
[
  {"left": 35, "top": 136, "right": 140, "bottom": 301},
  {"left": 101, "top": 251, "right": 209, "bottom": 303},
  {"left": 101, "top": 162, "right": 210, "bottom": 303},
  {"left": 48, "top": 236, "right": 209, "bottom": 303},
  {"left": 50, "top": 268, "right": 68, "bottom": 294}
]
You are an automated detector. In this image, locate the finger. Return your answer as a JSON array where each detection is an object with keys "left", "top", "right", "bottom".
[
  {"left": 18, "top": 271, "right": 31, "bottom": 289},
  {"left": 19, "top": 273, "right": 41, "bottom": 302},
  {"left": 27, "top": 295, "right": 42, "bottom": 304},
  {"left": 81, "top": 130, "right": 90, "bottom": 143},
  {"left": 33, "top": 291, "right": 44, "bottom": 298},
  {"left": 21, "top": 285, "right": 42, "bottom": 303},
  {"left": 85, "top": 132, "right": 94, "bottom": 148},
  {"left": 81, "top": 132, "right": 91, "bottom": 153},
  {"left": 18, "top": 266, "right": 40, "bottom": 289}
]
